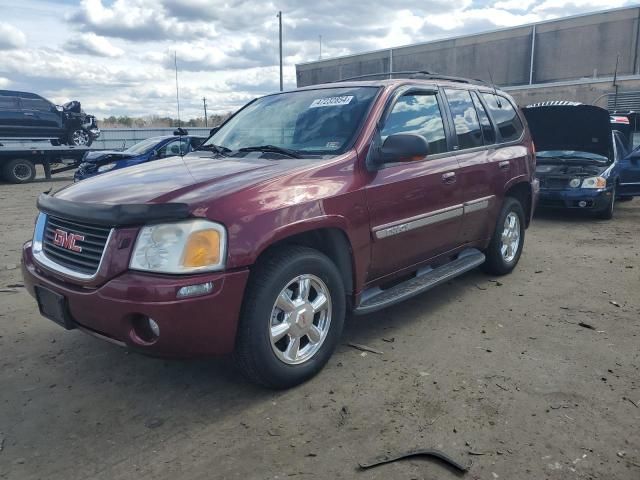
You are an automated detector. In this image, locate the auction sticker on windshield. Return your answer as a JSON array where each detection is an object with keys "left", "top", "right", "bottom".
[{"left": 309, "top": 96, "right": 354, "bottom": 108}]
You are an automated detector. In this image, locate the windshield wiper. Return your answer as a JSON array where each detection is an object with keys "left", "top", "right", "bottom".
[
  {"left": 237, "top": 145, "right": 302, "bottom": 159},
  {"left": 198, "top": 144, "right": 232, "bottom": 156}
]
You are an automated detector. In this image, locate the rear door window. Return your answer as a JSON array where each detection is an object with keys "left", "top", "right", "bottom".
[
  {"left": 0, "top": 96, "right": 19, "bottom": 110},
  {"left": 444, "top": 89, "right": 483, "bottom": 150},
  {"left": 381, "top": 93, "right": 448, "bottom": 155},
  {"left": 471, "top": 92, "right": 496, "bottom": 145},
  {"left": 481, "top": 93, "right": 524, "bottom": 143}
]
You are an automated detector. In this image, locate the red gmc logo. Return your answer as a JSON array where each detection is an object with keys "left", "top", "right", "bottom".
[{"left": 53, "top": 229, "right": 85, "bottom": 253}]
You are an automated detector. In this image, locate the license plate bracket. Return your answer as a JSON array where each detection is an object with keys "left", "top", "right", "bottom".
[{"left": 34, "top": 286, "right": 76, "bottom": 330}]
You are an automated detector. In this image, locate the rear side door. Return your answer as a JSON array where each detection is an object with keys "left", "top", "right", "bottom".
[
  {"left": 0, "top": 93, "right": 28, "bottom": 137},
  {"left": 441, "top": 88, "right": 497, "bottom": 244},
  {"left": 364, "top": 88, "right": 462, "bottom": 281},
  {"left": 19, "top": 94, "right": 63, "bottom": 137}
]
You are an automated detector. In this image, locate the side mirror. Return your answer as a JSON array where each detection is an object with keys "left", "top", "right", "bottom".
[
  {"left": 209, "top": 127, "right": 219, "bottom": 136},
  {"left": 380, "top": 134, "right": 429, "bottom": 164},
  {"left": 151, "top": 149, "right": 159, "bottom": 159},
  {"left": 54, "top": 105, "right": 64, "bottom": 112}
]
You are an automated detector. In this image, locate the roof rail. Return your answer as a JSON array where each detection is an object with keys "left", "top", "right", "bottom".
[{"left": 332, "top": 70, "right": 489, "bottom": 86}]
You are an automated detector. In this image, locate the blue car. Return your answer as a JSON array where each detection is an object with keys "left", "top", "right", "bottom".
[
  {"left": 74, "top": 134, "right": 206, "bottom": 181},
  {"left": 523, "top": 102, "right": 636, "bottom": 219}
]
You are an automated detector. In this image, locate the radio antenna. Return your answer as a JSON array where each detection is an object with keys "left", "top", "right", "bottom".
[
  {"left": 174, "top": 51, "right": 181, "bottom": 127},
  {"left": 488, "top": 69, "right": 502, "bottom": 107}
]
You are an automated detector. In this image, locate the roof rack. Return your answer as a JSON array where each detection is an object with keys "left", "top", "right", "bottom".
[{"left": 332, "top": 70, "right": 489, "bottom": 86}]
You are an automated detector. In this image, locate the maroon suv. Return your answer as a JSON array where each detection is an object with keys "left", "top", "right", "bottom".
[{"left": 22, "top": 76, "right": 538, "bottom": 388}]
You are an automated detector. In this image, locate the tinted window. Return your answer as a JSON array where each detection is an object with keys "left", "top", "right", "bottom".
[
  {"left": 0, "top": 96, "right": 18, "bottom": 110},
  {"left": 481, "top": 93, "right": 524, "bottom": 142},
  {"left": 20, "top": 97, "right": 52, "bottom": 112},
  {"left": 159, "top": 138, "right": 189, "bottom": 157},
  {"left": 445, "top": 89, "right": 483, "bottom": 150},
  {"left": 471, "top": 92, "right": 496, "bottom": 144},
  {"left": 381, "top": 93, "right": 447, "bottom": 155}
]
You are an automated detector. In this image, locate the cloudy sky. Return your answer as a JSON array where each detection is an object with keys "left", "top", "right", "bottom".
[{"left": 0, "top": 0, "right": 634, "bottom": 119}]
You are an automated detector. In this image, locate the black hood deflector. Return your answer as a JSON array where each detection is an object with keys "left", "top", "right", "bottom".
[
  {"left": 522, "top": 103, "right": 613, "bottom": 158},
  {"left": 37, "top": 194, "right": 190, "bottom": 227}
]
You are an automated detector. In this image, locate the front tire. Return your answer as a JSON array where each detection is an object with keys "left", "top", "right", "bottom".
[
  {"left": 596, "top": 185, "right": 616, "bottom": 220},
  {"left": 67, "top": 129, "right": 93, "bottom": 147},
  {"left": 234, "top": 246, "right": 346, "bottom": 389},
  {"left": 482, "top": 197, "right": 525, "bottom": 275}
]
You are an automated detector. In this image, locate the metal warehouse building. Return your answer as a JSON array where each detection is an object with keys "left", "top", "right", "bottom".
[{"left": 295, "top": 6, "right": 640, "bottom": 111}]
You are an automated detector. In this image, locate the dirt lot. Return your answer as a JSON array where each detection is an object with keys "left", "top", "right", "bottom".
[{"left": 0, "top": 173, "right": 639, "bottom": 480}]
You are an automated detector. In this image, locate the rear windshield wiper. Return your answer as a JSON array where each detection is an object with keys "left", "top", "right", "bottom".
[
  {"left": 198, "top": 144, "right": 232, "bottom": 156},
  {"left": 237, "top": 145, "right": 302, "bottom": 158}
]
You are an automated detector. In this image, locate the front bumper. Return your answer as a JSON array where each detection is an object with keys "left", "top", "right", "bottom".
[
  {"left": 537, "top": 187, "right": 612, "bottom": 211},
  {"left": 22, "top": 242, "right": 249, "bottom": 357}
]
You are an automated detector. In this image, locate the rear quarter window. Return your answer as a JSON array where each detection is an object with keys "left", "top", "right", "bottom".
[{"left": 481, "top": 93, "right": 524, "bottom": 143}]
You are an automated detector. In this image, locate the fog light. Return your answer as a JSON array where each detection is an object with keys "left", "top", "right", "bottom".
[
  {"left": 177, "top": 282, "right": 213, "bottom": 299},
  {"left": 148, "top": 318, "right": 160, "bottom": 337},
  {"left": 578, "top": 200, "right": 587, "bottom": 208}
]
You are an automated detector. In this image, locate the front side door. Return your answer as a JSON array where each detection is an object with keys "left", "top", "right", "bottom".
[
  {"left": 19, "top": 95, "right": 63, "bottom": 137},
  {"left": 364, "top": 89, "right": 462, "bottom": 281},
  {"left": 618, "top": 151, "right": 640, "bottom": 196}
]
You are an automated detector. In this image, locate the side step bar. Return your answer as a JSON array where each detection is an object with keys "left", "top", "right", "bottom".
[{"left": 354, "top": 249, "right": 486, "bottom": 315}]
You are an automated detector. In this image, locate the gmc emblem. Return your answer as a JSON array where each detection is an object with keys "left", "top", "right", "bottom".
[{"left": 53, "top": 229, "right": 85, "bottom": 253}]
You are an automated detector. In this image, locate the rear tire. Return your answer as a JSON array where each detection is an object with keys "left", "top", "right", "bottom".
[
  {"left": 234, "top": 246, "right": 346, "bottom": 389},
  {"left": 482, "top": 197, "right": 525, "bottom": 276},
  {"left": 2, "top": 158, "right": 36, "bottom": 184}
]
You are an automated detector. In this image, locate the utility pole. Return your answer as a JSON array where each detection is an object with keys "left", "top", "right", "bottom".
[
  {"left": 202, "top": 97, "right": 208, "bottom": 127},
  {"left": 319, "top": 35, "right": 322, "bottom": 59},
  {"left": 277, "top": 11, "right": 283, "bottom": 91}
]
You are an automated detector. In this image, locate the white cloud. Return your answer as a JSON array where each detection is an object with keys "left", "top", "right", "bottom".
[
  {"left": 64, "top": 33, "right": 125, "bottom": 58},
  {"left": 0, "top": 77, "right": 10, "bottom": 88},
  {"left": 494, "top": 0, "right": 537, "bottom": 10},
  {"left": 534, "top": 0, "right": 634, "bottom": 15},
  {"left": 0, "top": 22, "right": 27, "bottom": 50}
]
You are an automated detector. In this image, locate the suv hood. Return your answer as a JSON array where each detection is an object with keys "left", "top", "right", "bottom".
[
  {"left": 522, "top": 103, "right": 613, "bottom": 159},
  {"left": 56, "top": 151, "right": 319, "bottom": 206}
]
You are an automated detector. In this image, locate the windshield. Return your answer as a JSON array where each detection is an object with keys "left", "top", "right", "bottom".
[
  {"left": 536, "top": 150, "right": 609, "bottom": 163},
  {"left": 125, "top": 137, "right": 166, "bottom": 155},
  {"left": 203, "top": 87, "right": 379, "bottom": 156}
]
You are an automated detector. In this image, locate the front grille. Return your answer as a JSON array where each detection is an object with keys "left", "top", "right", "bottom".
[
  {"left": 43, "top": 216, "right": 111, "bottom": 276},
  {"left": 539, "top": 176, "right": 569, "bottom": 190}
]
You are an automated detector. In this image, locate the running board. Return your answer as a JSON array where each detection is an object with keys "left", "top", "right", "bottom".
[{"left": 354, "top": 249, "right": 486, "bottom": 315}]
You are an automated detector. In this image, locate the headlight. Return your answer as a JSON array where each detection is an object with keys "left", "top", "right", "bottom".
[
  {"left": 130, "top": 219, "right": 226, "bottom": 274},
  {"left": 581, "top": 176, "right": 606, "bottom": 189},
  {"left": 97, "top": 163, "right": 116, "bottom": 173},
  {"left": 569, "top": 178, "right": 581, "bottom": 188}
]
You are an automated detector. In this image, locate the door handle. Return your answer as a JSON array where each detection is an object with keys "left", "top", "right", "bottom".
[
  {"left": 23, "top": 112, "right": 35, "bottom": 116},
  {"left": 499, "top": 160, "right": 510, "bottom": 170},
  {"left": 442, "top": 171, "right": 456, "bottom": 184}
]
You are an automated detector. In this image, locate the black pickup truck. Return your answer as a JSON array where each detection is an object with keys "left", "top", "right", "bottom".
[{"left": 0, "top": 90, "right": 100, "bottom": 147}]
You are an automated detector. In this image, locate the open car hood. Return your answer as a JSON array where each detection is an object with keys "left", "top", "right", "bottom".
[{"left": 522, "top": 102, "right": 613, "bottom": 159}]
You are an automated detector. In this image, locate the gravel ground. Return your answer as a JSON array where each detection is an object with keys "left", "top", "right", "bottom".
[{"left": 0, "top": 174, "right": 639, "bottom": 480}]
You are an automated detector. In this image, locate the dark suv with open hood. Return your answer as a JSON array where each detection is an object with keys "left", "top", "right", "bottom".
[
  {"left": 523, "top": 101, "right": 626, "bottom": 219},
  {"left": 0, "top": 90, "right": 100, "bottom": 146},
  {"left": 22, "top": 75, "right": 537, "bottom": 388}
]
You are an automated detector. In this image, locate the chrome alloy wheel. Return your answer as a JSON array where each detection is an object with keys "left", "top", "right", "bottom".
[
  {"left": 500, "top": 212, "right": 520, "bottom": 263},
  {"left": 269, "top": 274, "right": 332, "bottom": 365},
  {"left": 71, "top": 129, "right": 89, "bottom": 146}
]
